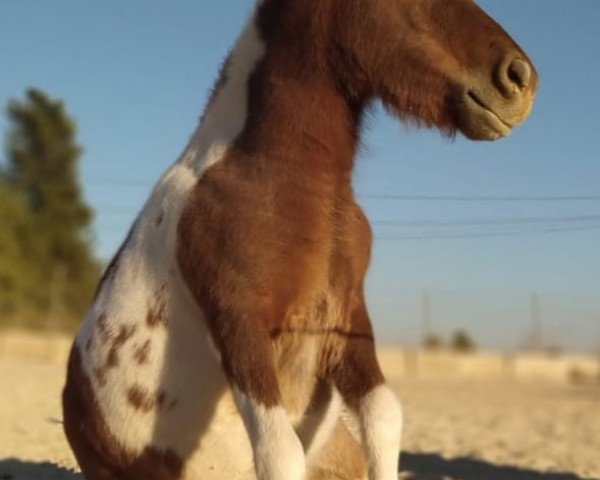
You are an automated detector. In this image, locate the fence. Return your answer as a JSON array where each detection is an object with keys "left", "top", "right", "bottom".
[
  {"left": 378, "top": 347, "right": 600, "bottom": 385},
  {"left": 0, "top": 329, "right": 598, "bottom": 386}
]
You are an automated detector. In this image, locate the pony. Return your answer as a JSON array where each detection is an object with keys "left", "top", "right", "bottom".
[{"left": 63, "top": 1, "right": 537, "bottom": 479}]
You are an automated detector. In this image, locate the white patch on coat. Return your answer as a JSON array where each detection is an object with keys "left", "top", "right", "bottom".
[
  {"left": 358, "top": 385, "right": 403, "bottom": 480},
  {"left": 184, "top": 15, "right": 266, "bottom": 176},
  {"left": 73, "top": 8, "right": 267, "bottom": 473},
  {"left": 233, "top": 388, "right": 306, "bottom": 480}
]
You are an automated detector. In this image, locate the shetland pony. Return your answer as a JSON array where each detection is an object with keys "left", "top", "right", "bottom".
[{"left": 63, "top": 1, "right": 537, "bottom": 479}]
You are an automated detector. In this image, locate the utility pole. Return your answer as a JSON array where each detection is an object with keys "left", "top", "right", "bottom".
[
  {"left": 529, "top": 290, "right": 542, "bottom": 351},
  {"left": 422, "top": 289, "right": 432, "bottom": 342}
]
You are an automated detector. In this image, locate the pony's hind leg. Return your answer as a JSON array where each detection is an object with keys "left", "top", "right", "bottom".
[
  {"left": 297, "top": 381, "right": 367, "bottom": 480},
  {"left": 62, "top": 346, "right": 119, "bottom": 480},
  {"left": 308, "top": 420, "right": 367, "bottom": 480},
  {"left": 63, "top": 407, "right": 118, "bottom": 480},
  {"left": 296, "top": 381, "right": 343, "bottom": 466}
]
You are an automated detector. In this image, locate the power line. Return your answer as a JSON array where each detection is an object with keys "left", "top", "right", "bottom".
[
  {"left": 372, "top": 214, "right": 600, "bottom": 227},
  {"left": 87, "top": 176, "right": 152, "bottom": 187},
  {"left": 97, "top": 200, "right": 600, "bottom": 225},
  {"left": 96, "top": 204, "right": 140, "bottom": 214},
  {"left": 86, "top": 177, "right": 600, "bottom": 203},
  {"left": 360, "top": 194, "right": 600, "bottom": 202},
  {"left": 97, "top": 206, "right": 600, "bottom": 232},
  {"left": 375, "top": 223, "right": 600, "bottom": 240},
  {"left": 96, "top": 205, "right": 600, "bottom": 236}
]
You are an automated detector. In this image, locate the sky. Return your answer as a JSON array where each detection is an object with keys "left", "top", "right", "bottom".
[{"left": 1, "top": 1, "right": 599, "bottom": 352}]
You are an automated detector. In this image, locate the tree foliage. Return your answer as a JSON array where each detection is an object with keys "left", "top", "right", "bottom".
[
  {"left": 451, "top": 329, "right": 476, "bottom": 353},
  {"left": 423, "top": 333, "right": 444, "bottom": 350},
  {"left": 0, "top": 88, "right": 100, "bottom": 329}
]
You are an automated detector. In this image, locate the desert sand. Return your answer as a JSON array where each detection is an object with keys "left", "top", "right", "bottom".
[{"left": 1, "top": 345, "right": 599, "bottom": 480}]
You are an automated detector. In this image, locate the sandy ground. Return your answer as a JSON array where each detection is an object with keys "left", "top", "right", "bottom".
[{"left": 1, "top": 357, "right": 599, "bottom": 480}]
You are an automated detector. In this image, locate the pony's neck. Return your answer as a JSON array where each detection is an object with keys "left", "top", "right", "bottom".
[
  {"left": 240, "top": 63, "right": 361, "bottom": 178},
  {"left": 180, "top": 15, "right": 266, "bottom": 173},
  {"left": 183, "top": 10, "right": 362, "bottom": 187}
]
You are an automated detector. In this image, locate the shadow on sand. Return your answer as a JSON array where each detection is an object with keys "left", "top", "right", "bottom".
[
  {"left": 0, "top": 459, "right": 82, "bottom": 480},
  {"left": 1, "top": 453, "right": 593, "bottom": 480},
  {"left": 400, "top": 451, "right": 595, "bottom": 480}
]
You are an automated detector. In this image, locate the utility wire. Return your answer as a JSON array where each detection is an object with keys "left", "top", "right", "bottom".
[
  {"left": 87, "top": 177, "right": 600, "bottom": 202},
  {"left": 97, "top": 204, "right": 140, "bottom": 214},
  {"left": 96, "top": 205, "right": 600, "bottom": 228},
  {"left": 360, "top": 194, "right": 600, "bottom": 202},
  {"left": 372, "top": 214, "right": 600, "bottom": 227},
  {"left": 375, "top": 223, "right": 600, "bottom": 240},
  {"left": 87, "top": 176, "right": 152, "bottom": 187}
]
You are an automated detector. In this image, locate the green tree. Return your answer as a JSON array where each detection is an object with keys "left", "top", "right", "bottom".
[
  {"left": 423, "top": 333, "right": 444, "bottom": 350},
  {"left": 451, "top": 329, "right": 476, "bottom": 353},
  {"left": 0, "top": 179, "right": 33, "bottom": 318},
  {"left": 1, "top": 88, "right": 100, "bottom": 328}
]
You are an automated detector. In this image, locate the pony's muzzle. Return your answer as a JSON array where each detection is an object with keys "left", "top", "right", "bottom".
[{"left": 496, "top": 56, "right": 535, "bottom": 97}]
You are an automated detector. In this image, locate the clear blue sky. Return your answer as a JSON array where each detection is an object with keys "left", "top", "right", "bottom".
[{"left": 1, "top": 1, "right": 599, "bottom": 352}]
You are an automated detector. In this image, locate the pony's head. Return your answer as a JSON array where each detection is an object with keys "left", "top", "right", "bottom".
[
  {"left": 257, "top": 0, "right": 537, "bottom": 141},
  {"left": 328, "top": 0, "right": 538, "bottom": 139}
]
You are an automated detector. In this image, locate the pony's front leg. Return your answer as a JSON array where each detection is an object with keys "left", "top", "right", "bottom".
[
  {"left": 356, "top": 383, "right": 403, "bottom": 480},
  {"left": 215, "top": 312, "right": 306, "bottom": 480},
  {"left": 332, "top": 311, "right": 402, "bottom": 480}
]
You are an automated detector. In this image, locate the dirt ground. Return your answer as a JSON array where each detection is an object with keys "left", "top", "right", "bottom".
[{"left": 1, "top": 357, "right": 599, "bottom": 480}]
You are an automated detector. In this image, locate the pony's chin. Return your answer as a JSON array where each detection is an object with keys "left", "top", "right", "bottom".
[{"left": 456, "top": 91, "right": 514, "bottom": 141}]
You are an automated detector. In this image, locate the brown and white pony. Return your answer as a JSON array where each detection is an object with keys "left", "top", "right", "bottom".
[{"left": 62, "top": 1, "right": 537, "bottom": 479}]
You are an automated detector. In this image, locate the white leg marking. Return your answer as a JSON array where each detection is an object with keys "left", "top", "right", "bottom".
[
  {"left": 358, "top": 385, "right": 403, "bottom": 480},
  {"left": 233, "top": 388, "right": 306, "bottom": 480}
]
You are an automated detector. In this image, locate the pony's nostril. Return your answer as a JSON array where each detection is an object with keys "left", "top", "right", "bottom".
[{"left": 506, "top": 58, "right": 531, "bottom": 91}]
